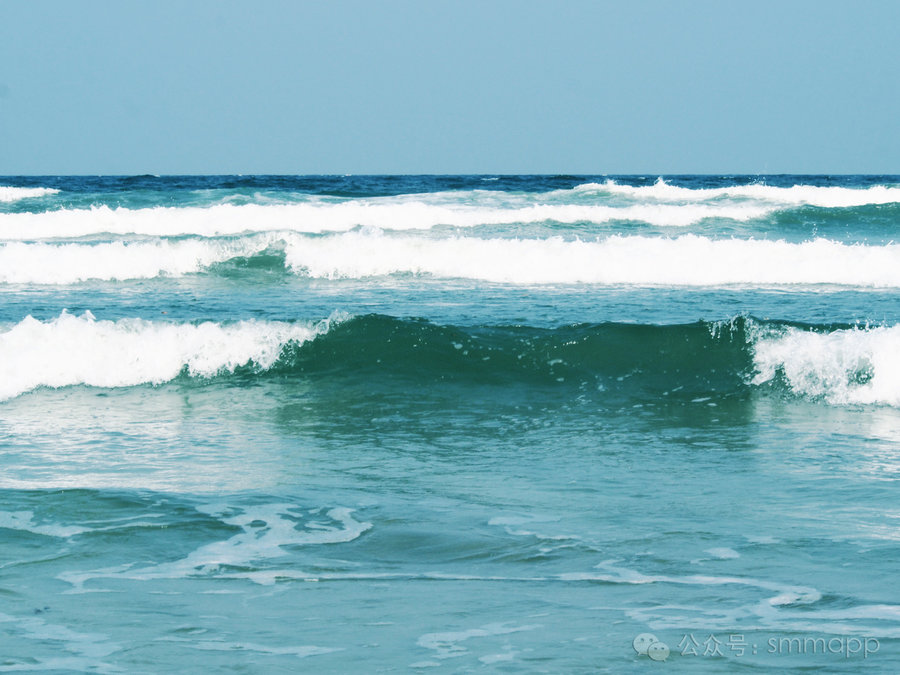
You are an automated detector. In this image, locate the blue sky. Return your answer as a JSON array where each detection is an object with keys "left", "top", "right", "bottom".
[{"left": 1, "top": 0, "right": 898, "bottom": 174}]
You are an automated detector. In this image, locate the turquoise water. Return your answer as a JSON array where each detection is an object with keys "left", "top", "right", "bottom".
[{"left": 2, "top": 175, "right": 900, "bottom": 672}]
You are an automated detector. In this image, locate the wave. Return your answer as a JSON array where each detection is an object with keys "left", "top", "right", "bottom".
[
  {"left": 0, "top": 200, "right": 774, "bottom": 239},
  {"left": 281, "top": 233, "right": 900, "bottom": 287},
  {"left": 4, "top": 233, "right": 900, "bottom": 287},
  {"left": 5, "top": 179, "right": 895, "bottom": 238},
  {"left": 0, "top": 237, "right": 276, "bottom": 284},
  {"left": 0, "top": 186, "right": 60, "bottom": 203},
  {"left": 751, "top": 323, "right": 900, "bottom": 405},
  {"left": 2, "top": 313, "right": 898, "bottom": 407},
  {"left": 0, "top": 311, "right": 345, "bottom": 401},
  {"left": 575, "top": 179, "right": 900, "bottom": 207}
]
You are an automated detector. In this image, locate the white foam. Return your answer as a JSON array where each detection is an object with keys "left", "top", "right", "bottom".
[
  {"left": 175, "top": 504, "right": 371, "bottom": 573},
  {"left": 752, "top": 324, "right": 900, "bottom": 406},
  {"left": 0, "top": 611, "right": 120, "bottom": 673},
  {"left": 283, "top": 232, "right": 900, "bottom": 287},
  {"left": 576, "top": 179, "right": 900, "bottom": 207},
  {"left": 567, "top": 560, "right": 822, "bottom": 606},
  {"left": 0, "top": 199, "right": 773, "bottom": 240},
  {"left": 0, "top": 310, "right": 343, "bottom": 400},
  {"left": 59, "top": 504, "right": 371, "bottom": 590},
  {"left": 745, "top": 535, "right": 780, "bottom": 544},
  {"left": 705, "top": 547, "right": 741, "bottom": 559},
  {"left": 603, "top": 557, "right": 900, "bottom": 638},
  {"left": 417, "top": 623, "right": 540, "bottom": 660},
  {"left": 479, "top": 649, "right": 518, "bottom": 664},
  {"left": 0, "top": 236, "right": 276, "bottom": 284},
  {"left": 581, "top": 561, "right": 862, "bottom": 637},
  {"left": 9, "top": 232, "right": 898, "bottom": 287},
  {"left": 0, "top": 186, "right": 59, "bottom": 203},
  {"left": 488, "top": 515, "right": 576, "bottom": 541},
  {"left": 191, "top": 642, "right": 341, "bottom": 658},
  {"left": 0, "top": 511, "right": 89, "bottom": 538}
]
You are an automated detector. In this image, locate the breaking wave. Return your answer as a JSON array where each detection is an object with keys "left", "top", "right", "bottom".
[
  {"left": 2, "top": 313, "right": 898, "bottom": 407},
  {"left": 0, "top": 310, "right": 346, "bottom": 400},
  {"left": 575, "top": 179, "right": 900, "bottom": 207},
  {"left": 281, "top": 233, "right": 900, "bottom": 286},
  {"left": 0, "top": 200, "right": 773, "bottom": 239},
  {"left": 4, "top": 233, "right": 900, "bottom": 287},
  {"left": 0, "top": 186, "right": 60, "bottom": 203}
]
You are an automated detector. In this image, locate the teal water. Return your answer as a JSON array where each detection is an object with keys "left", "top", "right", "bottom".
[{"left": 1, "top": 176, "right": 900, "bottom": 672}]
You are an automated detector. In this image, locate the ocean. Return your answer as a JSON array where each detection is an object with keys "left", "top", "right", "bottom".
[{"left": 1, "top": 174, "right": 899, "bottom": 672}]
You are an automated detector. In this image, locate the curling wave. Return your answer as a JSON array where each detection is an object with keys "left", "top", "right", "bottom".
[
  {"left": 751, "top": 323, "right": 900, "bottom": 406},
  {"left": 2, "top": 313, "right": 899, "bottom": 407},
  {"left": 0, "top": 310, "right": 346, "bottom": 400}
]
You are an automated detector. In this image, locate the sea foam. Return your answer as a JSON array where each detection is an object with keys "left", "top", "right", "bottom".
[
  {"left": 284, "top": 232, "right": 900, "bottom": 287},
  {"left": 0, "top": 200, "right": 772, "bottom": 239},
  {"left": 752, "top": 324, "right": 900, "bottom": 406},
  {"left": 575, "top": 179, "right": 900, "bottom": 207},
  {"left": 5, "top": 233, "right": 900, "bottom": 287},
  {"left": 0, "top": 237, "right": 276, "bottom": 284},
  {"left": 0, "top": 186, "right": 60, "bottom": 203},
  {"left": 0, "top": 311, "right": 343, "bottom": 400}
]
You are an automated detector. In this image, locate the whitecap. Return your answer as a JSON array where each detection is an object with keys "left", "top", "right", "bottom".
[
  {"left": 282, "top": 232, "right": 900, "bottom": 287},
  {"left": 751, "top": 323, "right": 900, "bottom": 406},
  {"left": 0, "top": 310, "right": 347, "bottom": 400},
  {"left": 0, "top": 186, "right": 59, "bottom": 203}
]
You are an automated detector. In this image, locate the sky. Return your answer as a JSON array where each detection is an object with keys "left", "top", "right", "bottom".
[{"left": 1, "top": 0, "right": 898, "bottom": 175}]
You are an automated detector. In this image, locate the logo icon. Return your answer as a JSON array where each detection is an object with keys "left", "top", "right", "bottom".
[{"left": 633, "top": 633, "right": 670, "bottom": 661}]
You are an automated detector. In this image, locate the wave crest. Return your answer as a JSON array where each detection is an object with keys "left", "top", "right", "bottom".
[
  {"left": 0, "top": 200, "right": 773, "bottom": 239},
  {"left": 5, "top": 233, "right": 900, "bottom": 287},
  {"left": 0, "top": 237, "right": 277, "bottom": 284},
  {"left": 0, "top": 311, "right": 346, "bottom": 400},
  {"left": 0, "top": 186, "right": 60, "bottom": 203},
  {"left": 3, "top": 313, "right": 898, "bottom": 407},
  {"left": 752, "top": 324, "right": 900, "bottom": 405},
  {"left": 574, "top": 179, "right": 900, "bottom": 207},
  {"left": 283, "top": 233, "right": 900, "bottom": 287}
]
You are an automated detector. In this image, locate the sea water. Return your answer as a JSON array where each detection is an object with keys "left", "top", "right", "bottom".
[{"left": 1, "top": 175, "right": 899, "bottom": 672}]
